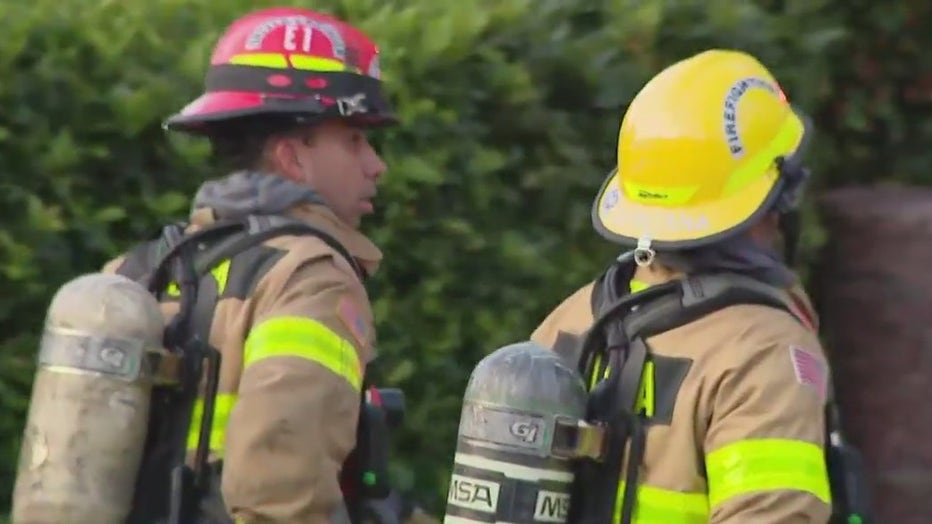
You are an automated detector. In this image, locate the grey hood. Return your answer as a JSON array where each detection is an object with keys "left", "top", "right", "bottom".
[
  {"left": 655, "top": 231, "right": 796, "bottom": 288},
  {"left": 191, "top": 171, "right": 324, "bottom": 220}
]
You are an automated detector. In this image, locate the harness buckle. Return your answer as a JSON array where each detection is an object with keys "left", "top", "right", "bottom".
[{"left": 551, "top": 416, "right": 608, "bottom": 461}]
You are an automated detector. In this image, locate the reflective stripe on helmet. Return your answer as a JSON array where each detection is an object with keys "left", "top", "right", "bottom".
[
  {"left": 243, "top": 316, "right": 363, "bottom": 391},
  {"left": 229, "top": 52, "right": 354, "bottom": 73},
  {"left": 613, "top": 483, "right": 709, "bottom": 524},
  {"left": 719, "top": 112, "right": 804, "bottom": 198},
  {"left": 705, "top": 438, "right": 832, "bottom": 508}
]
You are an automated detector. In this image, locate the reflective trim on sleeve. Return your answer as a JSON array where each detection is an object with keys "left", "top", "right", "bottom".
[
  {"left": 186, "top": 392, "right": 237, "bottom": 457},
  {"left": 243, "top": 316, "right": 363, "bottom": 392},
  {"left": 705, "top": 438, "right": 832, "bottom": 509},
  {"left": 614, "top": 482, "right": 709, "bottom": 524}
]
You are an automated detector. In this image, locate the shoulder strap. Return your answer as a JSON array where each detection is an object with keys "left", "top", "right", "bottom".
[
  {"left": 622, "top": 272, "right": 797, "bottom": 340},
  {"left": 196, "top": 214, "right": 366, "bottom": 281},
  {"left": 117, "top": 213, "right": 366, "bottom": 355},
  {"left": 118, "top": 220, "right": 233, "bottom": 524},
  {"left": 593, "top": 272, "right": 802, "bottom": 424},
  {"left": 590, "top": 253, "right": 636, "bottom": 317},
  {"left": 115, "top": 221, "right": 189, "bottom": 284}
]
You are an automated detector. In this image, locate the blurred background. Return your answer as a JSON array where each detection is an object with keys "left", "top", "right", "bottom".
[{"left": 0, "top": 0, "right": 930, "bottom": 521}]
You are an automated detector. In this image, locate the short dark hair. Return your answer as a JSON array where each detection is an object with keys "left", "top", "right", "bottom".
[{"left": 205, "top": 115, "right": 313, "bottom": 172}]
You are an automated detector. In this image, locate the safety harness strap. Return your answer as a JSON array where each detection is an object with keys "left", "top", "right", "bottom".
[{"left": 119, "top": 221, "right": 196, "bottom": 524}]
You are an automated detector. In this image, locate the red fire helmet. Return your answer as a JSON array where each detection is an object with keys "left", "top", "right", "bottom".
[{"left": 163, "top": 7, "right": 397, "bottom": 135}]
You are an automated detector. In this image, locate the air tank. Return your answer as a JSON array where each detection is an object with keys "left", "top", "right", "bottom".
[
  {"left": 443, "top": 340, "right": 589, "bottom": 524},
  {"left": 11, "top": 272, "right": 165, "bottom": 524}
]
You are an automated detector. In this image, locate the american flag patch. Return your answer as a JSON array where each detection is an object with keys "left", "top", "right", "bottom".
[
  {"left": 337, "top": 295, "right": 368, "bottom": 348},
  {"left": 789, "top": 345, "right": 827, "bottom": 399}
]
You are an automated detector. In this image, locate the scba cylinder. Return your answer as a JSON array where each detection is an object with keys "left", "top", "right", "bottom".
[
  {"left": 443, "top": 340, "right": 589, "bottom": 524},
  {"left": 12, "top": 273, "right": 166, "bottom": 524}
]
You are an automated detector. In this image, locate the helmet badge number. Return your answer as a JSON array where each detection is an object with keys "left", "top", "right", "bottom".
[{"left": 244, "top": 16, "right": 347, "bottom": 62}]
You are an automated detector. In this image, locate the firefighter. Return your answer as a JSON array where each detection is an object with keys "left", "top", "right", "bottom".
[
  {"left": 531, "top": 49, "right": 834, "bottom": 523},
  {"left": 100, "top": 7, "right": 436, "bottom": 524}
]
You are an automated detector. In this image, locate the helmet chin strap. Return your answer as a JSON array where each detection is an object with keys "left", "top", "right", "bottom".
[
  {"left": 772, "top": 108, "right": 814, "bottom": 267},
  {"left": 778, "top": 208, "right": 801, "bottom": 265},
  {"left": 773, "top": 161, "right": 806, "bottom": 267}
]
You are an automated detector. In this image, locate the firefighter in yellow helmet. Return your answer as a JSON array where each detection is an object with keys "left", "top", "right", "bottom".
[{"left": 531, "top": 50, "right": 835, "bottom": 523}]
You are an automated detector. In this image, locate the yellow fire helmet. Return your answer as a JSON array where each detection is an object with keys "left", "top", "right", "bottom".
[{"left": 592, "top": 49, "right": 813, "bottom": 256}]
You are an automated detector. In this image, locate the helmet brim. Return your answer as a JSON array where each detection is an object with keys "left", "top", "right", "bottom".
[
  {"left": 591, "top": 165, "right": 783, "bottom": 250},
  {"left": 163, "top": 91, "right": 398, "bottom": 136}
]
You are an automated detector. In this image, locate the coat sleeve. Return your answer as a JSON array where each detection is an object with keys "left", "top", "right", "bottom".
[
  {"left": 221, "top": 253, "right": 375, "bottom": 524},
  {"left": 703, "top": 311, "right": 833, "bottom": 524}
]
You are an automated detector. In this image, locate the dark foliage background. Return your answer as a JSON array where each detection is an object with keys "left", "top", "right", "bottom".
[{"left": 0, "top": 0, "right": 928, "bottom": 517}]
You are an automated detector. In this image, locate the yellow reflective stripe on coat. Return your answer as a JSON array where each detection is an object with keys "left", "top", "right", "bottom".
[
  {"left": 706, "top": 438, "right": 832, "bottom": 508},
  {"left": 165, "top": 259, "right": 232, "bottom": 297},
  {"left": 629, "top": 279, "right": 649, "bottom": 294},
  {"left": 186, "top": 392, "right": 237, "bottom": 456},
  {"left": 614, "top": 483, "right": 709, "bottom": 523},
  {"left": 587, "top": 358, "right": 654, "bottom": 419},
  {"left": 243, "top": 316, "right": 363, "bottom": 392}
]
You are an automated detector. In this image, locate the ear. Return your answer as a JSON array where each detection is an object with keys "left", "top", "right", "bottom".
[{"left": 268, "top": 136, "right": 304, "bottom": 181}]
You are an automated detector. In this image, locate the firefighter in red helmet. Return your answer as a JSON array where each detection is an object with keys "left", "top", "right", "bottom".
[{"left": 101, "top": 7, "right": 436, "bottom": 524}]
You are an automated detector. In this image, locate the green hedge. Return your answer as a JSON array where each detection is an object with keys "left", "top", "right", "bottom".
[{"left": 0, "top": 0, "right": 928, "bottom": 515}]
